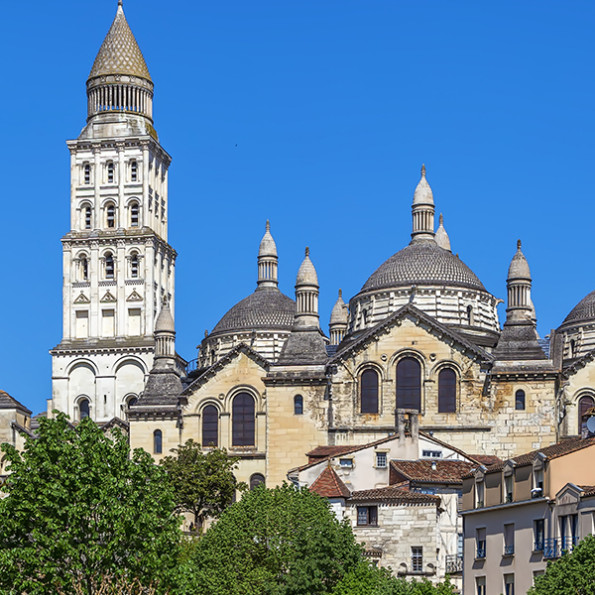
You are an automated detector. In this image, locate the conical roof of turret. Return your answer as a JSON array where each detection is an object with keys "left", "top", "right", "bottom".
[
  {"left": 330, "top": 290, "right": 348, "bottom": 325},
  {"left": 258, "top": 220, "right": 277, "bottom": 258},
  {"left": 435, "top": 214, "right": 451, "bottom": 251},
  {"left": 155, "top": 299, "right": 175, "bottom": 333},
  {"left": 89, "top": 2, "right": 152, "bottom": 82},
  {"left": 508, "top": 240, "right": 531, "bottom": 280},
  {"left": 412, "top": 164, "right": 434, "bottom": 205},
  {"left": 296, "top": 248, "right": 318, "bottom": 286}
]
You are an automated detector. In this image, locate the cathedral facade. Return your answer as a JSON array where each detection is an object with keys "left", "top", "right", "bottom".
[{"left": 50, "top": 2, "right": 595, "bottom": 490}]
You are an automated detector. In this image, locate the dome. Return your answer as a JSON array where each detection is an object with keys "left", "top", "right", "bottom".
[
  {"left": 89, "top": 4, "right": 152, "bottom": 82},
  {"left": 211, "top": 288, "right": 295, "bottom": 336},
  {"left": 296, "top": 248, "right": 318, "bottom": 286},
  {"left": 560, "top": 290, "right": 595, "bottom": 328},
  {"left": 361, "top": 240, "right": 485, "bottom": 293},
  {"left": 508, "top": 240, "right": 531, "bottom": 280}
]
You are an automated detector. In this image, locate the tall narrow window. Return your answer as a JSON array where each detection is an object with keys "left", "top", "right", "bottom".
[
  {"left": 250, "top": 474, "right": 265, "bottom": 490},
  {"left": 438, "top": 368, "right": 456, "bottom": 413},
  {"left": 361, "top": 369, "right": 379, "bottom": 414},
  {"left": 294, "top": 395, "right": 303, "bottom": 415},
  {"left": 80, "top": 256, "right": 89, "bottom": 281},
  {"left": 578, "top": 396, "right": 595, "bottom": 435},
  {"left": 153, "top": 430, "right": 162, "bottom": 454},
  {"left": 411, "top": 547, "right": 423, "bottom": 572},
  {"left": 232, "top": 393, "right": 255, "bottom": 446},
  {"left": 130, "top": 202, "right": 139, "bottom": 227},
  {"left": 396, "top": 358, "right": 421, "bottom": 411},
  {"left": 131, "top": 160, "right": 138, "bottom": 182},
  {"left": 106, "top": 204, "right": 116, "bottom": 228},
  {"left": 202, "top": 405, "right": 218, "bottom": 447},
  {"left": 84, "top": 206, "right": 92, "bottom": 229},
  {"left": 107, "top": 162, "right": 115, "bottom": 184},
  {"left": 79, "top": 398, "right": 90, "bottom": 420},
  {"left": 84, "top": 163, "right": 91, "bottom": 185},
  {"left": 105, "top": 252, "right": 114, "bottom": 279},
  {"left": 130, "top": 253, "right": 139, "bottom": 278},
  {"left": 515, "top": 390, "right": 526, "bottom": 410}
]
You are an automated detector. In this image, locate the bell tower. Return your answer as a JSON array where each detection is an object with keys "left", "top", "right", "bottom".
[{"left": 50, "top": 1, "right": 176, "bottom": 422}]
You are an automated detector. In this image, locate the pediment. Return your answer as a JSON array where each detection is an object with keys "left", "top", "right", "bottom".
[
  {"left": 127, "top": 289, "right": 143, "bottom": 302},
  {"left": 100, "top": 291, "right": 117, "bottom": 303},
  {"left": 330, "top": 304, "right": 492, "bottom": 366},
  {"left": 555, "top": 483, "right": 582, "bottom": 505},
  {"left": 74, "top": 292, "right": 90, "bottom": 304}
]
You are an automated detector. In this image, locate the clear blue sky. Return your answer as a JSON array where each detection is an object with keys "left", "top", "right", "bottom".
[{"left": 1, "top": 1, "right": 594, "bottom": 414}]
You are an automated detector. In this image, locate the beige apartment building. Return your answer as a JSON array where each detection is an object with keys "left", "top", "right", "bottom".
[{"left": 461, "top": 436, "right": 595, "bottom": 595}]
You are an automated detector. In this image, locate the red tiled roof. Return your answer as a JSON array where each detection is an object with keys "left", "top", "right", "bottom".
[
  {"left": 579, "top": 485, "right": 595, "bottom": 498},
  {"left": 391, "top": 459, "right": 475, "bottom": 484},
  {"left": 309, "top": 465, "right": 350, "bottom": 498},
  {"left": 307, "top": 446, "right": 354, "bottom": 461},
  {"left": 349, "top": 485, "right": 439, "bottom": 505},
  {"left": 469, "top": 454, "right": 502, "bottom": 466}
]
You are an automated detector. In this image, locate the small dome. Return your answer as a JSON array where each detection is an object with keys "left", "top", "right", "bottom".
[
  {"left": 89, "top": 4, "right": 152, "bottom": 82},
  {"left": 258, "top": 220, "right": 277, "bottom": 258},
  {"left": 507, "top": 240, "right": 531, "bottom": 280},
  {"left": 560, "top": 290, "right": 595, "bottom": 328},
  {"left": 155, "top": 300, "right": 175, "bottom": 332},
  {"left": 412, "top": 164, "right": 434, "bottom": 206},
  {"left": 361, "top": 241, "right": 485, "bottom": 293},
  {"left": 296, "top": 247, "right": 319, "bottom": 286},
  {"left": 330, "top": 290, "right": 348, "bottom": 325},
  {"left": 435, "top": 213, "right": 451, "bottom": 251},
  {"left": 210, "top": 288, "right": 295, "bottom": 336}
]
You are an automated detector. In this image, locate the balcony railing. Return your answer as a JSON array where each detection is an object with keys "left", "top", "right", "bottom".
[
  {"left": 445, "top": 554, "right": 463, "bottom": 574},
  {"left": 543, "top": 538, "right": 559, "bottom": 559},
  {"left": 476, "top": 543, "right": 486, "bottom": 559},
  {"left": 534, "top": 539, "right": 544, "bottom": 552},
  {"left": 560, "top": 536, "right": 580, "bottom": 554},
  {"left": 503, "top": 545, "right": 515, "bottom": 556}
]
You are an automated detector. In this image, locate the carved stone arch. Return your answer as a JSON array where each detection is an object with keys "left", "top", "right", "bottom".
[
  {"left": 67, "top": 359, "right": 99, "bottom": 376},
  {"left": 388, "top": 348, "right": 426, "bottom": 382},
  {"left": 113, "top": 356, "right": 147, "bottom": 376},
  {"left": 125, "top": 196, "right": 141, "bottom": 207},
  {"left": 224, "top": 384, "right": 262, "bottom": 413},
  {"left": 429, "top": 359, "right": 463, "bottom": 378},
  {"left": 100, "top": 197, "right": 119, "bottom": 208},
  {"left": 194, "top": 398, "right": 222, "bottom": 415}
]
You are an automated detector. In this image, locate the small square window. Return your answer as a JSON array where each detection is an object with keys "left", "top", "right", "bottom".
[
  {"left": 339, "top": 458, "right": 353, "bottom": 469},
  {"left": 357, "top": 505, "right": 378, "bottom": 526},
  {"left": 376, "top": 452, "right": 387, "bottom": 468}
]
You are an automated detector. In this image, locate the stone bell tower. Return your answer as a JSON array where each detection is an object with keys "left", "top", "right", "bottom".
[{"left": 49, "top": 0, "right": 176, "bottom": 422}]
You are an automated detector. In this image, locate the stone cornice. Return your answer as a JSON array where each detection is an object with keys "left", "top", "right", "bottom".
[{"left": 67, "top": 137, "right": 171, "bottom": 165}]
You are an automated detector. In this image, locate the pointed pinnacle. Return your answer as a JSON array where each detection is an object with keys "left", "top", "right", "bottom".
[
  {"left": 118, "top": 0, "right": 123, "bottom": 6},
  {"left": 265, "top": 219, "right": 270, "bottom": 232},
  {"left": 439, "top": 213, "right": 444, "bottom": 225},
  {"left": 338, "top": 289, "right": 342, "bottom": 298},
  {"left": 421, "top": 164, "right": 426, "bottom": 177},
  {"left": 305, "top": 247, "right": 310, "bottom": 257},
  {"left": 517, "top": 239, "right": 522, "bottom": 250}
]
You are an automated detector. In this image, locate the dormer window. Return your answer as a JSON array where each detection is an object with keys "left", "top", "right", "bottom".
[
  {"left": 533, "top": 466, "right": 544, "bottom": 496},
  {"left": 504, "top": 472, "right": 513, "bottom": 503},
  {"left": 107, "top": 162, "right": 115, "bottom": 184},
  {"left": 130, "top": 160, "right": 138, "bottom": 182},
  {"left": 475, "top": 478, "right": 485, "bottom": 508}
]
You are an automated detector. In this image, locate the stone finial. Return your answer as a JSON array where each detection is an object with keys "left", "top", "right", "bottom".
[
  {"left": 266, "top": 219, "right": 270, "bottom": 232},
  {"left": 517, "top": 239, "right": 522, "bottom": 250},
  {"left": 204, "top": 329, "right": 209, "bottom": 338},
  {"left": 118, "top": 0, "right": 123, "bottom": 6},
  {"left": 439, "top": 213, "right": 444, "bottom": 225},
  {"left": 338, "top": 289, "right": 342, "bottom": 298},
  {"left": 421, "top": 163, "right": 426, "bottom": 177},
  {"left": 305, "top": 247, "right": 310, "bottom": 257}
]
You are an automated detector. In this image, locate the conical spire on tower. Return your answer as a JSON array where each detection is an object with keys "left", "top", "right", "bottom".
[
  {"left": 257, "top": 220, "right": 279, "bottom": 288},
  {"left": 294, "top": 247, "right": 320, "bottom": 329},
  {"left": 506, "top": 240, "right": 533, "bottom": 322},
  {"left": 329, "top": 289, "right": 349, "bottom": 345},
  {"left": 435, "top": 213, "right": 451, "bottom": 251},
  {"left": 154, "top": 298, "right": 176, "bottom": 367},
  {"left": 411, "top": 164, "right": 435, "bottom": 243},
  {"left": 87, "top": 2, "right": 154, "bottom": 122}
]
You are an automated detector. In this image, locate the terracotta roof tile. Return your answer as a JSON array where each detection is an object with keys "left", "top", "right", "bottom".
[
  {"left": 579, "top": 485, "right": 595, "bottom": 498},
  {"left": 309, "top": 466, "right": 350, "bottom": 498},
  {"left": 391, "top": 459, "right": 475, "bottom": 484},
  {"left": 349, "top": 485, "right": 439, "bottom": 505},
  {"left": 468, "top": 454, "right": 502, "bottom": 466}
]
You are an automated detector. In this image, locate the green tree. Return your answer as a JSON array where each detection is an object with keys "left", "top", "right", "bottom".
[
  {"left": 184, "top": 483, "right": 363, "bottom": 595},
  {"left": 0, "top": 413, "right": 182, "bottom": 595},
  {"left": 529, "top": 534, "right": 595, "bottom": 595},
  {"left": 332, "top": 561, "right": 456, "bottom": 595},
  {"left": 160, "top": 439, "right": 245, "bottom": 534}
]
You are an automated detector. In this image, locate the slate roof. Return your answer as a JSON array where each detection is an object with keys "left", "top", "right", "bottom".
[
  {"left": 211, "top": 287, "right": 295, "bottom": 336},
  {"left": 0, "top": 391, "right": 31, "bottom": 415},
  {"left": 277, "top": 329, "right": 328, "bottom": 365},
  {"left": 492, "top": 322, "right": 547, "bottom": 361},
  {"left": 309, "top": 466, "right": 351, "bottom": 498},
  {"left": 348, "top": 485, "right": 440, "bottom": 505},
  {"left": 390, "top": 459, "right": 475, "bottom": 484},
  {"left": 89, "top": 4, "right": 152, "bottom": 81},
  {"left": 360, "top": 240, "right": 486, "bottom": 293},
  {"left": 559, "top": 289, "right": 595, "bottom": 329},
  {"left": 133, "top": 368, "right": 182, "bottom": 408}
]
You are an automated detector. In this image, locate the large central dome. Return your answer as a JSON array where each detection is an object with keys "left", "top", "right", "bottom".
[{"left": 361, "top": 240, "right": 485, "bottom": 293}]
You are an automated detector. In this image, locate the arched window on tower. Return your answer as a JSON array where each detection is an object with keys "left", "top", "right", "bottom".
[
  {"left": 515, "top": 389, "right": 526, "bottom": 411},
  {"left": 84, "top": 205, "right": 92, "bottom": 230},
  {"left": 130, "top": 252, "right": 139, "bottom": 279},
  {"left": 570, "top": 339, "right": 576, "bottom": 358},
  {"left": 360, "top": 369, "right": 379, "bottom": 414},
  {"left": 294, "top": 395, "right": 303, "bottom": 415},
  {"left": 250, "top": 473, "right": 265, "bottom": 490},
  {"left": 202, "top": 405, "right": 219, "bottom": 447},
  {"left": 79, "top": 398, "right": 90, "bottom": 420},
  {"left": 578, "top": 396, "right": 595, "bottom": 435},
  {"left": 153, "top": 430, "right": 163, "bottom": 454},
  {"left": 396, "top": 357, "right": 421, "bottom": 412},
  {"left": 84, "top": 163, "right": 91, "bottom": 185},
  {"left": 80, "top": 255, "right": 89, "bottom": 282},
  {"left": 232, "top": 392, "right": 255, "bottom": 447},
  {"left": 438, "top": 368, "right": 457, "bottom": 413},
  {"left": 130, "top": 160, "right": 138, "bottom": 182},
  {"left": 130, "top": 202, "right": 140, "bottom": 227},
  {"left": 107, "top": 161, "right": 115, "bottom": 184},
  {"left": 466, "top": 305, "right": 474, "bottom": 326},
  {"left": 104, "top": 252, "right": 115, "bottom": 280},
  {"left": 106, "top": 203, "right": 116, "bottom": 228}
]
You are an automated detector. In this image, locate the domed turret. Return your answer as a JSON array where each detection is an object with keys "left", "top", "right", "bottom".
[
  {"left": 295, "top": 248, "right": 320, "bottom": 330},
  {"left": 435, "top": 214, "right": 451, "bottom": 252},
  {"left": 296, "top": 247, "right": 319, "bottom": 286},
  {"left": 87, "top": 1, "right": 154, "bottom": 124},
  {"left": 154, "top": 298, "right": 176, "bottom": 367},
  {"left": 411, "top": 164, "right": 435, "bottom": 242},
  {"left": 329, "top": 289, "right": 348, "bottom": 345},
  {"left": 257, "top": 220, "right": 278, "bottom": 288},
  {"left": 507, "top": 239, "right": 531, "bottom": 280}
]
